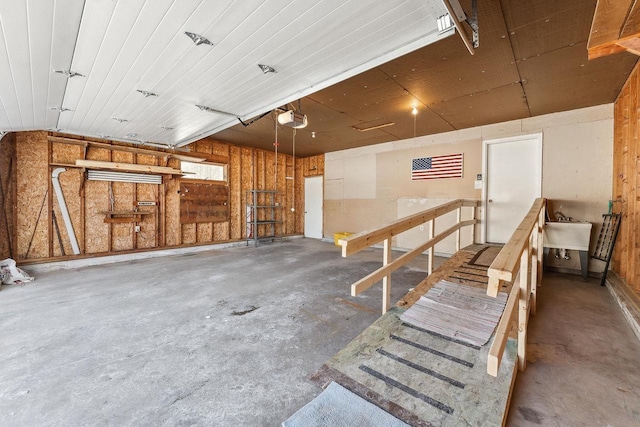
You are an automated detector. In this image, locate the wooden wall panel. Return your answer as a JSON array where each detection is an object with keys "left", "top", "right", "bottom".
[
  {"left": 16, "top": 132, "right": 49, "bottom": 260},
  {"left": 12, "top": 131, "right": 306, "bottom": 261},
  {"left": 165, "top": 158, "right": 181, "bottom": 247},
  {"left": 613, "top": 63, "right": 640, "bottom": 293},
  {"left": 229, "top": 145, "right": 242, "bottom": 240},
  {"left": 84, "top": 147, "right": 110, "bottom": 253},
  {"left": 52, "top": 168, "right": 82, "bottom": 256},
  {"left": 0, "top": 133, "right": 17, "bottom": 259}
]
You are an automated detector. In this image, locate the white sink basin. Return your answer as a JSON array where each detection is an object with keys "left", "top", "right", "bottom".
[{"left": 543, "top": 222, "right": 592, "bottom": 251}]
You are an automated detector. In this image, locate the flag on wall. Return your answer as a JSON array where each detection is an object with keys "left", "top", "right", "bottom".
[{"left": 411, "top": 153, "right": 463, "bottom": 180}]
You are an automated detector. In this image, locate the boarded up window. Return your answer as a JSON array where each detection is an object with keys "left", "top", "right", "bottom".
[
  {"left": 180, "top": 182, "right": 229, "bottom": 224},
  {"left": 181, "top": 161, "right": 226, "bottom": 181}
]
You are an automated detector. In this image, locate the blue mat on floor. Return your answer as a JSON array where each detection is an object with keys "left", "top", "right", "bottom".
[{"left": 283, "top": 381, "right": 408, "bottom": 427}]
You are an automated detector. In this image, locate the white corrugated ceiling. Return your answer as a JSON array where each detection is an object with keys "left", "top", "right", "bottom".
[{"left": 0, "top": 0, "right": 452, "bottom": 148}]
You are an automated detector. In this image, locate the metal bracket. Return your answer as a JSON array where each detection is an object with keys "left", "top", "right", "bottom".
[{"left": 466, "top": 0, "right": 479, "bottom": 48}]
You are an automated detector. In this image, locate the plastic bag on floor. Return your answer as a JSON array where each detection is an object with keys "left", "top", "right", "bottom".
[{"left": 0, "top": 259, "right": 34, "bottom": 285}]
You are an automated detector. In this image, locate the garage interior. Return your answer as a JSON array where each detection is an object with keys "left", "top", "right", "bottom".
[{"left": 1, "top": 0, "right": 640, "bottom": 426}]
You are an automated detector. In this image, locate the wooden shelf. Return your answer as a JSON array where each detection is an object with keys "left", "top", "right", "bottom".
[{"left": 99, "top": 211, "right": 153, "bottom": 224}]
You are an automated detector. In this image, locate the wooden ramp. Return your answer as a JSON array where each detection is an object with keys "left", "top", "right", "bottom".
[{"left": 312, "top": 245, "right": 517, "bottom": 427}]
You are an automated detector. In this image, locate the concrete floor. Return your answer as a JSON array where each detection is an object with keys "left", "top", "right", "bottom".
[
  {"left": 0, "top": 239, "right": 436, "bottom": 426},
  {"left": 508, "top": 273, "right": 640, "bottom": 427},
  {"left": 3, "top": 241, "right": 640, "bottom": 426}
]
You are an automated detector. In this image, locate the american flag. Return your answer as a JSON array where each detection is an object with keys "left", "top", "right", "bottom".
[{"left": 411, "top": 153, "right": 463, "bottom": 180}]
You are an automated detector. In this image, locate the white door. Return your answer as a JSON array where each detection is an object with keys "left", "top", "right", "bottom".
[
  {"left": 304, "top": 176, "right": 323, "bottom": 239},
  {"left": 484, "top": 134, "right": 542, "bottom": 243}
]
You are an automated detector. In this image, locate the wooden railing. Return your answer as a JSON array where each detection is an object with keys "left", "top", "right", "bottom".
[
  {"left": 486, "top": 198, "right": 546, "bottom": 377},
  {"left": 339, "top": 199, "right": 480, "bottom": 314}
]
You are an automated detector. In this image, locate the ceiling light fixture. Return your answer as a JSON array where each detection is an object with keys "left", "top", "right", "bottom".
[
  {"left": 112, "top": 118, "right": 129, "bottom": 123},
  {"left": 54, "top": 70, "right": 85, "bottom": 78},
  {"left": 195, "top": 104, "right": 237, "bottom": 117},
  {"left": 160, "top": 126, "right": 174, "bottom": 131},
  {"left": 49, "top": 107, "right": 73, "bottom": 112},
  {"left": 311, "top": 132, "right": 316, "bottom": 138},
  {"left": 185, "top": 32, "right": 213, "bottom": 46},
  {"left": 136, "top": 90, "right": 158, "bottom": 98},
  {"left": 412, "top": 106, "right": 418, "bottom": 115},
  {"left": 352, "top": 122, "right": 395, "bottom": 132},
  {"left": 258, "top": 64, "right": 277, "bottom": 74}
]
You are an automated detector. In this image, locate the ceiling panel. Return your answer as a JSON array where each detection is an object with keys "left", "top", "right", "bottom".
[
  {"left": 429, "top": 83, "right": 529, "bottom": 129},
  {"left": 45, "top": 0, "right": 451, "bottom": 146},
  {"left": 378, "top": 0, "right": 520, "bottom": 105},
  {"left": 502, "top": 0, "right": 596, "bottom": 59},
  {"left": 518, "top": 42, "right": 637, "bottom": 116}
]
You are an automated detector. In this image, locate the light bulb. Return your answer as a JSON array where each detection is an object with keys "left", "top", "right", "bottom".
[{"left": 412, "top": 106, "right": 418, "bottom": 116}]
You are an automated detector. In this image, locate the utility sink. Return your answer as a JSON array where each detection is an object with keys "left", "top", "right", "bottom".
[
  {"left": 543, "top": 222, "right": 592, "bottom": 251},
  {"left": 543, "top": 221, "right": 593, "bottom": 281}
]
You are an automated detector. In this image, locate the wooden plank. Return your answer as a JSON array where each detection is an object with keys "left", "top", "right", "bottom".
[
  {"left": 626, "top": 69, "right": 638, "bottom": 288},
  {"left": 76, "top": 159, "right": 184, "bottom": 175},
  {"left": 588, "top": 0, "right": 633, "bottom": 49},
  {"left": 487, "top": 198, "right": 545, "bottom": 297},
  {"left": 621, "top": 0, "right": 640, "bottom": 38},
  {"left": 341, "top": 199, "right": 466, "bottom": 257},
  {"left": 588, "top": 42, "right": 628, "bottom": 60},
  {"left": 488, "top": 278, "right": 519, "bottom": 377},
  {"left": 617, "top": 36, "right": 640, "bottom": 55},
  {"left": 50, "top": 136, "right": 219, "bottom": 164},
  {"left": 350, "top": 219, "right": 477, "bottom": 296},
  {"left": 442, "top": 0, "right": 475, "bottom": 55}
]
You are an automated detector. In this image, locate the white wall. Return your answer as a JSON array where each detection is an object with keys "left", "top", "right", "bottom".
[{"left": 325, "top": 104, "right": 613, "bottom": 272}]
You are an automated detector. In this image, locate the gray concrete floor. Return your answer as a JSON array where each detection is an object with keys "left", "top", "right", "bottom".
[
  {"left": 507, "top": 273, "right": 640, "bottom": 427},
  {"left": 4, "top": 241, "right": 639, "bottom": 427},
  {"left": 0, "top": 239, "right": 437, "bottom": 427}
]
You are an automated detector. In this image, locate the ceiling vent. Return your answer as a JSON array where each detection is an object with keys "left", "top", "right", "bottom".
[{"left": 277, "top": 110, "right": 307, "bottom": 128}]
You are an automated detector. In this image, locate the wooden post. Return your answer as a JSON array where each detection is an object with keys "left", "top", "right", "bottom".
[
  {"left": 530, "top": 226, "right": 538, "bottom": 316},
  {"left": 428, "top": 219, "right": 435, "bottom": 275},
  {"left": 518, "top": 246, "right": 530, "bottom": 372},
  {"left": 382, "top": 238, "right": 392, "bottom": 314},
  {"left": 537, "top": 207, "right": 545, "bottom": 288},
  {"left": 471, "top": 205, "right": 477, "bottom": 244},
  {"left": 455, "top": 207, "right": 461, "bottom": 251}
]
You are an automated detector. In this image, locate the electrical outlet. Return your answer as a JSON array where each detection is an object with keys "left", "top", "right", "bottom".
[{"left": 135, "top": 225, "right": 140, "bottom": 233}]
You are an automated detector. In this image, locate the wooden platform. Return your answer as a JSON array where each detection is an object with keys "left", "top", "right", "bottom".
[{"left": 312, "top": 245, "right": 518, "bottom": 427}]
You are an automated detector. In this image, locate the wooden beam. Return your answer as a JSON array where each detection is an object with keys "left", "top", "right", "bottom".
[
  {"left": 621, "top": 0, "right": 640, "bottom": 38},
  {"left": 488, "top": 278, "right": 519, "bottom": 377},
  {"left": 75, "top": 159, "right": 184, "bottom": 175},
  {"left": 442, "top": 0, "right": 475, "bottom": 55},
  {"left": 49, "top": 136, "right": 221, "bottom": 164},
  {"left": 588, "top": 0, "right": 633, "bottom": 50},
  {"left": 588, "top": 42, "right": 628, "bottom": 60}
]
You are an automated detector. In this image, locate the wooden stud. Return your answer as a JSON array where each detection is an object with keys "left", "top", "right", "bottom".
[
  {"left": 428, "top": 219, "right": 435, "bottom": 275},
  {"left": 518, "top": 246, "right": 530, "bottom": 372},
  {"left": 455, "top": 206, "right": 462, "bottom": 251},
  {"left": 382, "top": 238, "right": 392, "bottom": 314},
  {"left": 530, "top": 230, "right": 538, "bottom": 316}
]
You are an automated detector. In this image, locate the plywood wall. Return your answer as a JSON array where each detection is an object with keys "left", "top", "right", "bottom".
[
  {"left": 613, "top": 64, "right": 640, "bottom": 294},
  {"left": 11, "top": 132, "right": 321, "bottom": 262},
  {"left": 0, "top": 133, "right": 17, "bottom": 260}
]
